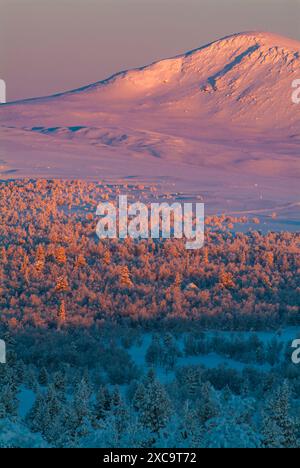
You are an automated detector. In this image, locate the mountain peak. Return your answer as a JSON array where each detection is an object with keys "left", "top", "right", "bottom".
[
  {"left": 215, "top": 31, "right": 300, "bottom": 49},
  {"left": 86, "top": 31, "right": 299, "bottom": 99},
  {"left": 0, "top": 32, "right": 299, "bottom": 202},
  {"left": 0, "top": 31, "right": 299, "bottom": 135},
  {"left": 182, "top": 30, "right": 300, "bottom": 68}
]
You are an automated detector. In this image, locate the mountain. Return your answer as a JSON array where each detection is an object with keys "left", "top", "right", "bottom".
[{"left": 0, "top": 31, "right": 299, "bottom": 221}]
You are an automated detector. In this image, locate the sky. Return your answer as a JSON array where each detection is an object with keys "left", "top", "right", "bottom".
[{"left": 1, "top": 0, "right": 300, "bottom": 101}]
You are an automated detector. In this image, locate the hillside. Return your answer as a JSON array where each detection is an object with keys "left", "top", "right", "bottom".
[{"left": 0, "top": 31, "right": 299, "bottom": 221}]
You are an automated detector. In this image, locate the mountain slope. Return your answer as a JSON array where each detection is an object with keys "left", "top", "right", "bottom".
[
  {"left": 0, "top": 31, "right": 299, "bottom": 220},
  {"left": 1, "top": 31, "right": 299, "bottom": 131}
]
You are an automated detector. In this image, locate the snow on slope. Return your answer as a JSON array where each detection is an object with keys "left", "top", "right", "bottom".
[
  {"left": 1, "top": 31, "right": 299, "bottom": 129},
  {"left": 0, "top": 32, "right": 299, "bottom": 220}
]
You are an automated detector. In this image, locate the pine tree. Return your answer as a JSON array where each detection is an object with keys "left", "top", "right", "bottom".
[
  {"left": 162, "top": 333, "right": 180, "bottom": 370},
  {"left": 95, "top": 385, "right": 111, "bottom": 420},
  {"left": 53, "top": 371, "right": 66, "bottom": 397},
  {"left": 35, "top": 244, "right": 45, "bottom": 273},
  {"left": 119, "top": 265, "right": 133, "bottom": 288},
  {"left": 183, "top": 367, "right": 202, "bottom": 399},
  {"left": 0, "top": 383, "right": 18, "bottom": 417},
  {"left": 174, "top": 272, "right": 182, "bottom": 288},
  {"left": 262, "top": 414, "right": 283, "bottom": 448},
  {"left": 180, "top": 400, "right": 202, "bottom": 447},
  {"left": 38, "top": 367, "right": 49, "bottom": 386},
  {"left": 72, "top": 378, "right": 92, "bottom": 430},
  {"left": 196, "top": 382, "right": 219, "bottom": 425},
  {"left": 113, "top": 399, "right": 129, "bottom": 439},
  {"left": 219, "top": 271, "right": 235, "bottom": 289},
  {"left": 145, "top": 335, "right": 161, "bottom": 366},
  {"left": 75, "top": 253, "right": 86, "bottom": 269},
  {"left": 58, "top": 300, "right": 66, "bottom": 324},
  {"left": 55, "top": 246, "right": 67, "bottom": 264},
  {"left": 27, "top": 389, "right": 58, "bottom": 436},
  {"left": 55, "top": 276, "right": 68, "bottom": 293},
  {"left": 0, "top": 401, "right": 6, "bottom": 419},
  {"left": 143, "top": 368, "right": 156, "bottom": 386},
  {"left": 138, "top": 374, "right": 172, "bottom": 434},
  {"left": 203, "top": 247, "right": 209, "bottom": 264},
  {"left": 103, "top": 250, "right": 111, "bottom": 265},
  {"left": 133, "top": 383, "right": 146, "bottom": 411},
  {"left": 262, "top": 381, "right": 298, "bottom": 448},
  {"left": 44, "top": 384, "right": 62, "bottom": 422},
  {"left": 112, "top": 387, "right": 122, "bottom": 409}
]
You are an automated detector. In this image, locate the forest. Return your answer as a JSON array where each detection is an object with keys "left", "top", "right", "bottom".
[
  {"left": 0, "top": 179, "right": 299, "bottom": 330},
  {"left": 0, "top": 179, "right": 299, "bottom": 448}
]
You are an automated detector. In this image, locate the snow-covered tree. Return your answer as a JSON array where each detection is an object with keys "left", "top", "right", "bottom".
[
  {"left": 138, "top": 374, "right": 172, "bottom": 434},
  {"left": 196, "top": 381, "right": 219, "bottom": 425},
  {"left": 145, "top": 335, "right": 162, "bottom": 366},
  {"left": 94, "top": 385, "right": 111, "bottom": 420},
  {"left": 0, "top": 418, "right": 48, "bottom": 448},
  {"left": 262, "top": 381, "right": 298, "bottom": 448},
  {"left": 38, "top": 367, "right": 49, "bottom": 386},
  {"left": 204, "top": 416, "right": 261, "bottom": 448}
]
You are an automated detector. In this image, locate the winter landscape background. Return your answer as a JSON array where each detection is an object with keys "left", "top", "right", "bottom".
[{"left": 0, "top": 0, "right": 300, "bottom": 449}]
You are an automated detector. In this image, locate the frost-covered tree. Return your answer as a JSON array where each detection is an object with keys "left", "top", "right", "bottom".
[
  {"left": 112, "top": 386, "right": 122, "bottom": 409},
  {"left": 161, "top": 333, "right": 180, "bottom": 371},
  {"left": 133, "top": 383, "right": 146, "bottom": 411},
  {"left": 94, "top": 385, "right": 111, "bottom": 420},
  {"left": 26, "top": 392, "right": 46, "bottom": 433},
  {"left": 38, "top": 367, "right": 49, "bottom": 386},
  {"left": 204, "top": 416, "right": 261, "bottom": 448},
  {"left": 0, "top": 418, "right": 47, "bottom": 448},
  {"left": 113, "top": 399, "right": 130, "bottom": 442},
  {"left": 145, "top": 335, "right": 162, "bottom": 366},
  {"left": 182, "top": 366, "right": 202, "bottom": 399},
  {"left": 26, "top": 384, "right": 67, "bottom": 446},
  {"left": 0, "top": 382, "right": 18, "bottom": 418},
  {"left": 138, "top": 374, "right": 172, "bottom": 434},
  {"left": 262, "top": 381, "right": 298, "bottom": 448},
  {"left": 196, "top": 382, "right": 219, "bottom": 425},
  {"left": 53, "top": 370, "right": 67, "bottom": 397},
  {"left": 262, "top": 415, "right": 284, "bottom": 448},
  {"left": 68, "top": 378, "right": 93, "bottom": 439},
  {"left": 179, "top": 400, "right": 203, "bottom": 447}
]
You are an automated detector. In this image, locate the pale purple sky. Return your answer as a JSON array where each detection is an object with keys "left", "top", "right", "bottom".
[{"left": 1, "top": 0, "right": 299, "bottom": 101}]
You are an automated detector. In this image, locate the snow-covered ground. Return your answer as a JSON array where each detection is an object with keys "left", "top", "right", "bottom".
[
  {"left": 18, "top": 387, "right": 36, "bottom": 418},
  {"left": 0, "top": 32, "right": 299, "bottom": 226},
  {"left": 128, "top": 327, "right": 300, "bottom": 383}
]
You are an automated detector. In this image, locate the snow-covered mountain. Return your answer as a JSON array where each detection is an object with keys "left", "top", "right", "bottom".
[{"left": 0, "top": 32, "right": 299, "bottom": 220}]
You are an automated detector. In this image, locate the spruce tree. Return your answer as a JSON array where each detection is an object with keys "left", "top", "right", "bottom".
[
  {"left": 133, "top": 383, "right": 146, "bottom": 411},
  {"left": 262, "top": 381, "right": 298, "bottom": 448},
  {"left": 138, "top": 375, "right": 172, "bottom": 434},
  {"left": 95, "top": 385, "right": 111, "bottom": 420},
  {"left": 197, "top": 382, "right": 219, "bottom": 425},
  {"left": 145, "top": 335, "right": 161, "bottom": 366},
  {"left": 38, "top": 367, "right": 49, "bottom": 386}
]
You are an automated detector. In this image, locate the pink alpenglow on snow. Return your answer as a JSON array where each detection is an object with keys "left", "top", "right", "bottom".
[{"left": 0, "top": 32, "right": 299, "bottom": 223}]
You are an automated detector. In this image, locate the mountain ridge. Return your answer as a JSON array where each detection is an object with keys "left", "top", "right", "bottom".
[
  {"left": 1, "top": 31, "right": 299, "bottom": 135},
  {"left": 3, "top": 31, "right": 299, "bottom": 104},
  {"left": 0, "top": 31, "right": 299, "bottom": 222}
]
